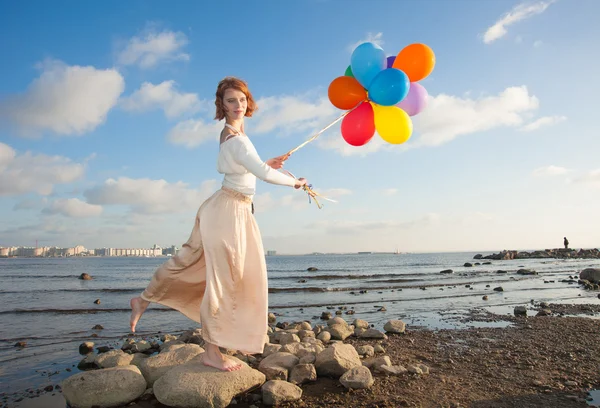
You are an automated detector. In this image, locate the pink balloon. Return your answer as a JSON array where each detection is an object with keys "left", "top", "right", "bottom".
[{"left": 396, "top": 82, "right": 428, "bottom": 116}]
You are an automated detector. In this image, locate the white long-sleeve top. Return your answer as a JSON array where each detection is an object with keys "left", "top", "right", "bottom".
[{"left": 217, "top": 134, "right": 297, "bottom": 197}]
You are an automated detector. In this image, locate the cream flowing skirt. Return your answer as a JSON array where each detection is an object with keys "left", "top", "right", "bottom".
[{"left": 140, "top": 187, "right": 268, "bottom": 353}]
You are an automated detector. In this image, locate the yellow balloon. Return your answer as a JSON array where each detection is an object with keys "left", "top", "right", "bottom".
[{"left": 372, "top": 103, "right": 413, "bottom": 144}]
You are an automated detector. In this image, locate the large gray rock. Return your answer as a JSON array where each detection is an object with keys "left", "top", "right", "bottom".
[
  {"left": 261, "top": 380, "right": 302, "bottom": 406},
  {"left": 138, "top": 344, "right": 204, "bottom": 386},
  {"left": 581, "top": 268, "right": 600, "bottom": 283},
  {"left": 62, "top": 365, "right": 146, "bottom": 408},
  {"left": 315, "top": 343, "right": 362, "bottom": 378},
  {"left": 95, "top": 350, "right": 134, "bottom": 368},
  {"left": 352, "top": 319, "right": 369, "bottom": 329},
  {"left": 326, "top": 324, "right": 353, "bottom": 341},
  {"left": 289, "top": 364, "right": 317, "bottom": 385},
  {"left": 258, "top": 352, "right": 299, "bottom": 381},
  {"left": 339, "top": 366, "right": 374, "bottom": 389},
  {"left": 383, "top": 320, "right": 406, "bottom": 334},
  {"left": 154, "top": 355, "right": 265, "bottom": 408}
]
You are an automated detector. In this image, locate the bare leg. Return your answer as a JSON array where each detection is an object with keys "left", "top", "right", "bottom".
[
  {"left": 129, "top": 297, "right": 150, "bottom": 333},
  {"left": 202, "top": 342, "right": 243, "bottom": 372}
]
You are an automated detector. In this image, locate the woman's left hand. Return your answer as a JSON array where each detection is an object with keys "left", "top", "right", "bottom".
[{"left": 266, "top": 153, "right": 290, "bottom": 170}]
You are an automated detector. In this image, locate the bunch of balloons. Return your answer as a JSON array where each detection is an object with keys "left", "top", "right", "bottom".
[{"left": 328, "top": 42, "right": 435, "bottom": 146}]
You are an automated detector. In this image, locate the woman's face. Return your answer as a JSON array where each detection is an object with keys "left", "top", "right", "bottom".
[{"left": 223, "top": 88, "right": 247, "bottom": 120}]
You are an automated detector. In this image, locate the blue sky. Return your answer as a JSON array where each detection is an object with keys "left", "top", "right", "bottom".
[{"left": 1, "top": 0, "right": 599, "bottom": 254}]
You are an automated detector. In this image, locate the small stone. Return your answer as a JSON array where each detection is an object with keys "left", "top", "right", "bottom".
[
  {"left": 482, "top": 296, "right": 488, "bottom": 300},
  {"left": 565, "top": 380, "right": 578, "bottom": 387},
  {"left": 79, "top": 342, "right": 95, "bottom": 355},
  {"left": 93, "top": 299, "right": 101, "bottom": 305},
  {"left": 493, "top": 286, "right": 504, "bottom": 292},
  {"left": 14, "top": 341, "right": 26, "bottom": 348},
  {"left": 92, "top": 324, "right": 104, "bottom": 330},
  {"left": 44, "top": 385, "right": 54, "bottom": 392},
  {"left": 79, "top": 273, "right": 92, "bottom": 280},
  {"left": 514, "top": 306, "right": 527, "bottom": 316}
]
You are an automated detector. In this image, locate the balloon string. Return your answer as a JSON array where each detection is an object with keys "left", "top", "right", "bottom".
[
  {"left": 283, "top": 100, "right": 364, "bottom": 157},
  {"left": 281, "top": 169, "right": 338, "bottom": 209}
]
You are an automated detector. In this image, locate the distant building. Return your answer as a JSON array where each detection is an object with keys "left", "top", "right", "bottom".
[{"left": 266, "top": 250, "right": 277, "bottom": 256}]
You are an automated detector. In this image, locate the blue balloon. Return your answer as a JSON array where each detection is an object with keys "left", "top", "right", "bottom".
[
  {"left": 350, "top": 42, "right": 386, "bottom": 89},
  {"left": 367, "top": 68, "right": 410, "bottom": 106}
]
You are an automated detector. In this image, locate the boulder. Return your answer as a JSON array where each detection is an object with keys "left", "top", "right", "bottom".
[
  {"left": 326, "top": 324, "right": 353, "bottom": 341},
  {"left": 339, "top": 366, "right": 374, "bottom": 389},
  {"left": 154, "top": 356, "right": 265, "bottom": 408},
  {"left": 359, "top": 329, "right": 387, "bottom": 340},
  {"left": 258, "top": 352, "right": 299, "bottom": 381},
  {"left": 315, "top": 343, "right": 362, "bottom": 378},
  {"left": 262, "top": 380, "right": 302, "bottom": 406},
  {"left": 62, "top": 366, "right": 146, "bottom": 408},
  {"left": 352, "top": 319, "right": 369, "bottom": 329},
  {"left": 384, "top": 320, "right": 406, "bottom": 334},
  {"left": 514, "top": 306, "right": 527, "bottom": 316},
  {"left": 362, "top": 355, "right": 392, "bottom": 371},
  {"left": 289, "top": 364, "right": 317, "bottom": 385},
  {"left": 356, "top": 345, "right": 375, "bottom": 358},
  {"left": 580, "top": 268, "right": 600, "bottom": 283},
  {"left": 79, "top": 341, "right": 95, "bottom": 355},
  {"left": 138, "top": 344, "right": 204, "bottom": 386},
  {"left": 95, "top": 350, "right": 134, "bottom": 368}
]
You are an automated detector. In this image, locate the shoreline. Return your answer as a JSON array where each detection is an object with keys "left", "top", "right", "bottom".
[{"left": 4, "top": 303, "right": 600, "bottom": 408}]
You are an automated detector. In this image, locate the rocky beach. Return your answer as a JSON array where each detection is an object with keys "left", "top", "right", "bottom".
[
  {"left": 2, "top": 255, "right": 600, "bottom": 408},
  {"left": 4, "top": 271, "right": 600, "bottom": 407}
]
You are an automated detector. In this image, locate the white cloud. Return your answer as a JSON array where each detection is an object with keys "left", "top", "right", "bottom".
[
  {"left": 320, "top": 86, "right": 540, "bottom": 156},
  {"left": 515, "top": 35, "right": 524, "bottom": 44},
  {"left": 348, "top": 32, "right": 384, "bottom": 52},
  {"left": 411, "top": 86, "right": 539, "bottom": 148},
  {"left": 43, "top": 198, "right": 103, "bottom": 218},
  {"left": 0, "top": 142, "right": 85, "bottom": 197},
  {"left": 0, "top": 60, "right": 124, "bottom": 136},
  {"left": 382, "top": 188, "right": 398, "bottom": 196},
  {"left": 117, "top": 28, "right": 189, "bottom": 69},
  {"left": 253, "top": 95, "right": 338, "bottom": 136},
  {"left": 120, "top": 81, "right": 201, "bottom": 118},
  {"left": 533, "top": 40, "right": 544, "bottom": 47},
  {"left": 169, "top": 93, "right": 339, "bottom": 149},
  {"left": 84, "top": 177, "right": 218, "bottom": 214},
  {"left": 532, "top": 165, "right": 571, "bottom": 177},
  {"left": 167, "top": 118, "right": 222, "bottom": 148},
  {"left": 483, "top": 1, "right": 555, "bottom": 44},
  {"left": 520, "top": 115, "right": 566, "bottom": 132},
  {"left": 573, "top": 169, "right": 600, "bottom": 186}
]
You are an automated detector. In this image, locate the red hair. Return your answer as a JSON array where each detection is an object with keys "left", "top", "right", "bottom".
[{"left": 214, "top": 76, "right": 258, "bottom": 120}]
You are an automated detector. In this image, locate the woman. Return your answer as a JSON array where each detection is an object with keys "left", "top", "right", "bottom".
[{"left": 129, "top": 76, "right": 307, "bottom": 372}]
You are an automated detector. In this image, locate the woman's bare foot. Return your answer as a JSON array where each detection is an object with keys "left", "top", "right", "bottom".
[
  {"left": 129, "top": 297, "right": 149, "bottom": 333},
  {"left": 202, "top": 343, "right": 243, "bottom": 372}
]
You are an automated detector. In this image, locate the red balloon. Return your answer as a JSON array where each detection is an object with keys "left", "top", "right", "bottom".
[{"left": 341, "top": 101, "right": 375, "bottom": 146}]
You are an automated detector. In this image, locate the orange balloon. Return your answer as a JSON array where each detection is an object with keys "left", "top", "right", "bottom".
[
  {"left": 392, "top": 43, "right": 435, "bottom": 82},
  {"left": 328, "top": 76, "right": 367, "bottom": 110}
]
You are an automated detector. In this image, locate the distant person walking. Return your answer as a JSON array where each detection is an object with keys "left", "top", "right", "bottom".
[{"left": 564, "top": 237, "right": 569, "bottom": 249}]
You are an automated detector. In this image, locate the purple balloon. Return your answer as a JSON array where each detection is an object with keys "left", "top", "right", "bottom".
[
  {"left": 386, "top": 56, "right": 396, "bottom": 68},
  {"left": 396, "top": 82, "right": 428, "bottom": 116}
]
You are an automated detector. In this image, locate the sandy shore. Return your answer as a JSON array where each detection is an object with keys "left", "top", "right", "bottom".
[{"left": 5, "top": 303, "right": 600, "bottom": 408}]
